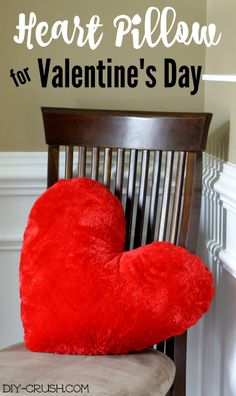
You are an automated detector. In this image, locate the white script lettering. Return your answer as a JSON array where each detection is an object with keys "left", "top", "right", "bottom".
[
  {"left": 114, "top": 6, "right": 222, "bottom": 49},
  {"left": 13, "top": 12, "right": 103, "bottom": 50},
  {"left": 13, "top": 8, "right": 221, "bottom": 50}
]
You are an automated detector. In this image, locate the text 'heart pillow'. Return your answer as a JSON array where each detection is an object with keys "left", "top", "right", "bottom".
[{"left": 20, "top": 178, "right": 214, "bottom": 355}]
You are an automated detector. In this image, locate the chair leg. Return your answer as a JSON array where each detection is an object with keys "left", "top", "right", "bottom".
[{"left": 172, "top": 332, "right": 187, "bottom": 396}]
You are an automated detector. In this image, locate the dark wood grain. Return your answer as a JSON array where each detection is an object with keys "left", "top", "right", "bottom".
[
  {"left": 125, "top": 149, "right": 138, "bottom": 250},
  {"left": 134, "top": 150, "right": 150, "bottom": 248},
  {"left": 42, "top": 107, "right": 212, "bottom": 396},
  {"left": 172, "top": 332, "right": 187, "bottom": 396},
  {"left": 47, "top": 145, "right": 59, "bottom": 188},
  {"left": 146, "top": 151, "right": 162, "bottom": 244},
  {"left": 78, "top": 146, "right": 86, "bottom": 177},
  {"left": 65, "top": 146, "right": 74, "bottom": 179},
  {"left": 157, "top": 152, "right": 174, "bottom": 241},
  {"left": 91, "top": 147, "right": 99, "bottom": 180},
  {"left": 42, "top": 107, "right": 212, "bottom": 151},
  {"left": 169, "top": 152, "right": 186, "bottom": 244},
  {"left": 179, "top": 152, "right": 202, "bottom": 253},
  {"left": 115, "top": 148, "right": 125, "bottom": 200},
  {"left": 103, "top": 148, "right": 112, "bottom": 188}
]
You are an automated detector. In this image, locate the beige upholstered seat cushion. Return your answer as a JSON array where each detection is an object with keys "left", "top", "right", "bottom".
[{"left": 0, "top": 343, "right": 175, "bottom": 396}]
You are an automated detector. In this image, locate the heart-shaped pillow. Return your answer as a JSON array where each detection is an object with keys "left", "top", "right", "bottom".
[{"left": 20, "top": 178, "right": 214, "bottom": 355}]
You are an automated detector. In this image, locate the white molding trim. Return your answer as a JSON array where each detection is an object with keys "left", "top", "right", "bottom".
[
  {"left": 0, "top": 152, "right": 47, "bottom": 194},
  {"left": 0, "top": 152, "right": 66, "bottom": 195},
  {"left": 202, "top": 154, "right": 224, "bottom": 264},
  {"left": 0, "top": 234, "right": 22, "bottom": 251},
  {"left": 215, "top": 162, "right": 236, "bottom": 279},
  {"left": 203, "top": 74, "right": 236, "bottom": 82},
  {"left": 219, "top": 249, "right": 236, "bottom": 279},
  {"left": 215, "top": 162, "right": 236, "bottom": 212}
]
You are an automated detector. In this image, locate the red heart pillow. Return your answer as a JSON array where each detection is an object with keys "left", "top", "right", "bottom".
[{"left": 20, "top": 178, "right": 214, "bottom": 354}]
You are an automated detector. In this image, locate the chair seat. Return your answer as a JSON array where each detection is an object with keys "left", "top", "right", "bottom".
[{"left": 0, "top": 343, "right": 175, "bottom": 396}]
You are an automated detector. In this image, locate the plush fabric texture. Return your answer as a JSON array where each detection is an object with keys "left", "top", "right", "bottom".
[
  {"left": 20, "top": 177, "right": 214, "bottom": 355},
  {"left": 0, "top": 343, "right": 175, "bottom": 396}
]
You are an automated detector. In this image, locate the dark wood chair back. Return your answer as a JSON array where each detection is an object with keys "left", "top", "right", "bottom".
[{"left": 42, "top": 107, "right": 212, "bottom": 396}]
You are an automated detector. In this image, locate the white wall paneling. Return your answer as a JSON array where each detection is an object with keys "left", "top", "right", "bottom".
[
  {"left": 215, "top": 163, "right": 236, "bottom": 278},
  {"left": 187, "top": 154, "right": 225, "bottom": 396},
  {"left": 187, "top": 154, "right": 236, "bottom": 396},
  {"left": 0, "top": 153, "right": 47, "bottom": 348}
]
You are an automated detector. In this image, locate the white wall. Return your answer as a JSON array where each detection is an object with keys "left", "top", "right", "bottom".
[
  {"left": 0, "top": 153, "right": 48, "bottom": 348},
  {"left": 187, "top": 156, "right": 236, "bottom": 396}
]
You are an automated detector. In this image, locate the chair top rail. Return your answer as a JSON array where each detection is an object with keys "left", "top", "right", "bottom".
[{"left": 42, "top": 107, "right": 212, "bottom": 152}]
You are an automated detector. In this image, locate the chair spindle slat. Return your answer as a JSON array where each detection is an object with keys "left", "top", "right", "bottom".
[
  {"left": 91, "top": 147, "right": 100, "bottom": 180},
  {"left": 134, "top": 150, "right": 150, "bottom": 248},
  {"left": 179, "top": 152, "right": 202, "bottom": 253},
  {"left": 169, "top": 152, "right": 187, "bottom": 243},
  {"left": 47, "top": 145, "right": 59, "bottom": 188},
  {"left": 157, "top": 152, "right": 174, "bottom": 241},
  {"left": 65, "top": 146, "right": 74, "bottom": 179},
  {"left": 115, "top": 148, "right": 125, "bottom": 200},
  {"left": 78, "top": 147, "right": 86, "bottom": 177},
  {"left": 103, "top": 148, "right": 112, "bottom": 188},
  {"left": 125, "top": 149, "right": 138, "bottom": 250},
  {"left": 146, "top": 151, "right": 163, "bottom": 244}
]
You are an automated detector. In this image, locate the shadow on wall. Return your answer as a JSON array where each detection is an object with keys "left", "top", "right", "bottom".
[
  {"left": 196, "top": 151, "right": 227, "bottom": 396},
  {"left": 216, "top": 269, "right": 236, "bottom": 396},
  {"left": 207, "top": 122, "right": 230, "bottom": 162}
]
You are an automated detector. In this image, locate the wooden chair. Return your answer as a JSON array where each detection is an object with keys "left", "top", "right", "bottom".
[
  {"left": 0, "top": 108, "right": 212, "bottom": 396},
  {"left": 43, "top": 107, "right": 212, "bottom": 395}
]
